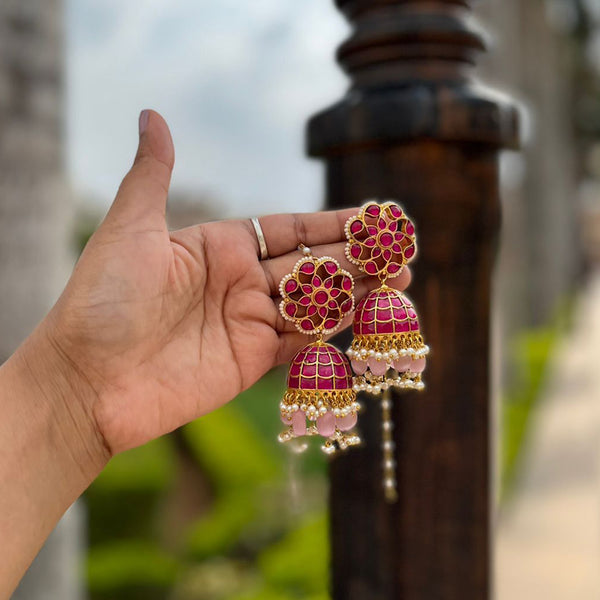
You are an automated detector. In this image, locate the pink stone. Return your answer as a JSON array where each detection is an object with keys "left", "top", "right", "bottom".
[
  {"left": 341, "top": 298, "right": 353, "bottom": 312},
  {"left": 390, "top": 205, "right": 402, "bottom": 218},
  {"left": 392, "top": 243, "right": 402, "bottom": 253},
  {"left": 324, "top": 261, "right": 337, "bottom": 274},
  {"left": 312, "top": 276, "right": 322, "bottom": 287},
  {"left": 292, "top": 411, "right": 307, "bottom": 436},
  {"left": 351, "top": 359, "right": 367, "bottom": 375},
  {"left": 380, "top": 232, "right": 393, "bottom": 247},
  {"left": 350, "top": 220, "right": 363, "bottom": 234},
  {"left": 290, "top": 362, "right": 301, "bottom": 376},
  {"left": 366, "top": 204, "right": 380, "bottom": 217},
  {"left": 388, "top": 221, "right": 398, "bottom": 232},
  {"left": 324, "top": 319, "right": 338, "bottom": 330},
  {"left": 331, "top": 288, "right": 340, "bottom": 297},
  {"left": 372, "top": 246, "right": 381, "bottom": 258},
  {"left": 365, "top": 262, "right": 378, "bottom": 275},
  {"left": 361, "top": 322, "right": 377, "bottom": 335},
  {"left": 337, "top": 413, "right": 358, "bottom": 432},
  {"left": 387, "top": 263, "right": 401, "bottom": 274},
  {"left": 307, "top": 305, "right": 317, "bottom": 316},
  {"left": 299, "top": 296, "right": 310, "bottom": 306},
  {"left": 302, "top": 363, "right": 317, "bottom": 377},
  {"left": 405, "top": 222, "right": 415, "bottom": 235},
  {"left": 324, "top": 278, "right": 333, "bottom": 289},
  {"left": 383, "top": 249, "right": 392, "bottom": 261},
  {"left": 334, "top": 364, "right": 348, "bottom": 377},
  {"left": 317, "top": 378, "right": 331, "bottom": 390},
  {"left": 378, "top": 309, "right": 392, "bottom": 321},
  {"left": 365, "top": 299, "right": 377, "bottom": 310},
  {"left": 301, "top": 378, "right": 316, "bottom": 390},
  {"left": 288, "top": 376, "right": 300, "bottom": 388},
  {"left": 368, "top": 357, "right": 388, "bottom": 376},
  {"left": 393, "top": 357, "right": 411, "bottom": 372},
  {"left": 410, "top": 358, "right": 426, "bottom": 373},
  {"left": 305, "top": 351, "right": 318, "bottom": 364},
  {"left": 285, "top": 303, "right": 297, "bottom": 317},
  {"left": 318, "top": 364, "right": 334, "bottom": 377},
  {"left": 365, "top": 238, "right": 376, "bottom": 247},
  {"left": 342, "top": 276, "right": 352, "bottom": 291},
  {"left": 351, "top": 244, "right": 361, "bottom": 258},
  {"left": 378, "top": 321, "right": 394, "bottom": 334},
  {"left": 411, "top": 322, "right": 420, "bottom": 331},
  {"left": 300, "top": 319, "right": 313, "bottom": 331},
  {"left": 396, "top": 308, "right": 407, "bottom": 319},
  {"left": 404, "top": 245, "right": 415, "bottom": 259},
  {"left": 285, "top": 279, "right": 298, "bottom": 293},
  {"left": 398, "top": 322, "right": 410, "bottom": 332},
  {"left": 407, "top": 308, "right": 417, "bottom": 318},
  {"left": 328, "top": 300, "right": 338, "bottom": 309},
  {"left": 363, "top": 310, "right": 375, "bottom": 322},
  {"left": 317, "top": 412, "right": 336, "bottom": 437},
  {"left": 395, "top": 232, "right": 405, "bottom": 242},
  {"left": 314, "top": 290, "right": 328, "bottom": 305},
  {"left": 300, "top": 262, "right": 315, "bottom": 274}
]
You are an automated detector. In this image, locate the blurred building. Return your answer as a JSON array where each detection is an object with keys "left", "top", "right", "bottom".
[
  {"left": 0, "top": 2, "right": 84, "bottom": 599},
  {"left": 478, "top": 0, "right": 580, "bottom": 333}
]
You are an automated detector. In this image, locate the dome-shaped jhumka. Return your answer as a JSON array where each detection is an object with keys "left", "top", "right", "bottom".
[
  {"left": 279, "top": 342, "right": 360, "bottom": 452},
  {"left": 347, "top": 287, "right": 429, "bottom": 392}
]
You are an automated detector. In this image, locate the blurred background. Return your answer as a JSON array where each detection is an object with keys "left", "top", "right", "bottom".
[{"left": 1, "top": 0, "right": 599, "bottom": 598}]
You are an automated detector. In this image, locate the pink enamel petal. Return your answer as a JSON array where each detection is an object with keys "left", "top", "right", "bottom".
[
  {"left": 351, "top": 359, "right": 368, "bottom": 375},
  {"left": 393, "top": 357, "right": 412, "bottom": 372},
  {"left": 317, "top": 412, "right": 336, "bottom": 437},
  {"left": 292, "top": 411, "right": 307, "bottom": 436},
  {"left": 368, "top": 357, "right": 388, "bottom": 376},
  {"left": 409, "top": 357, "right": 426, "bottom": 373},
  {"left": 337, "top": 413, "right": 358, "bottom": 432}
]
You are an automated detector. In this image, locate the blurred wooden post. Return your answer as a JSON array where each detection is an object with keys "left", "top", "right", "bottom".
[{"left": 307, "top": 1, "right": 519, "bottom": 598}]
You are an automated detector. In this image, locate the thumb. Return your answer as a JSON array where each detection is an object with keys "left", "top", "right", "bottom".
[{"left": 104, "top": 109, "right": 175, "bottom": 229}]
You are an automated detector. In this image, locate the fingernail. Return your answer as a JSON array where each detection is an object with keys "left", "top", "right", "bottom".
[{"left": 139, "top": 110, "right": 150, "bottom": 136}]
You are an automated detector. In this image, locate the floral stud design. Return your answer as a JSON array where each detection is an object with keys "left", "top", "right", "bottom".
[
  {"left": 344, "top": 200, "right": 417, "bottom": 281},
  {"left": 277, "top": 247, "right": 360, "bottom": 454},
  {"left": 279, "top": 256, "right": 354, "bottom": 335}
]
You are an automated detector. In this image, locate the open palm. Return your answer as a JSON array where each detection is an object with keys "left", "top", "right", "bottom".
[{"left": 45, "top": 111, "right": 409, "bottom": 454}]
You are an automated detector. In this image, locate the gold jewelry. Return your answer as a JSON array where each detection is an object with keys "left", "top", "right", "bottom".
[{"left": 250, "top": 217, "right": 269, "bottom": 260}]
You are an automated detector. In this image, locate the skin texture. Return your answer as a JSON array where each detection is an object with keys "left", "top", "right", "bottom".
[{"left": 0, "top": 111, "right": 410, "bottom": 597}]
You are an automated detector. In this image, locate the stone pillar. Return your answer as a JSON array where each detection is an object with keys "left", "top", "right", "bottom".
[{"left": 0, "top": 2, "right": 82, "bottom": 598}]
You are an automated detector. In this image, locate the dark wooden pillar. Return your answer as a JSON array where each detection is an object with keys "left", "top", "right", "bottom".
[{"left": 307, "top": 1, "right": 519, "bottom": 599}]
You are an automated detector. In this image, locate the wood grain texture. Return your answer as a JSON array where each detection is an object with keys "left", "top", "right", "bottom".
[{"left": 306, "top": 1, "right": 519, "bottom": 598}]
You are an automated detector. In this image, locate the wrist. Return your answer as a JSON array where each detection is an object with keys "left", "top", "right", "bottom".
[{"left": 4, "top": 322, "right": 111, "bottom": 484}]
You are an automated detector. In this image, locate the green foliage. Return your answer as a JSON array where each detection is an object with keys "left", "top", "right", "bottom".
[
  {"left": 501, "top": 295, "right": 574, "bottom": 496},
  {"left": 85, "top": 370, "right": 330, "bottom": 599},
  {"left": 258, "top": 514, "right": 329, "bottom": 596},
  {"left": 87, "top": 540, "right": 179, "bottom": 600},
  {"left": 183, "top": 402, "right": 282, "bottom": 491},
  {"left": 86, "top": 437, "right": 176, "bottom": 544}
]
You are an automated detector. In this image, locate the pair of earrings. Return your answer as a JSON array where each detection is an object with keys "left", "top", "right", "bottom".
[{"left": 277, "top": 200, "right": 429, "bottom": 468}]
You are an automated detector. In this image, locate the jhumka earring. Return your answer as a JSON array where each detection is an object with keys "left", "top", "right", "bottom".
[
  {"left": 344, "top": 200, "right": 430, "bottom": 501},
  {"left": 344, "top": 201, "right": 429, "bottom": 392},
  {"left": 277, "top": 245, "right": 361, "bottom": 454}
]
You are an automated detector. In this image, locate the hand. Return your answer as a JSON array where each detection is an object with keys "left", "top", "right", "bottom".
[
  {"left": 39, "top": 110, "right": 411, "bottom": 455},
  {"left": 0, "top": 110, "right": 413, "bottom": 595}
]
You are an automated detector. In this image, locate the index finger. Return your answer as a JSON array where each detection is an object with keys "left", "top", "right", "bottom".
[{"left": 255, "top": 207, "right": 359, "bottom": 259}]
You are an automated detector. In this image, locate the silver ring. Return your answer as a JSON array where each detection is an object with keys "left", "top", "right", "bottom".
[{"left": 250, "top": 217, "right": 269, "bottom": 260}]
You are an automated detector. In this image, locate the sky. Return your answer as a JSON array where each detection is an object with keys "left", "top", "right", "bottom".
[{"left": 66, "top": 0, "right": 349, "bottom": 217}]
